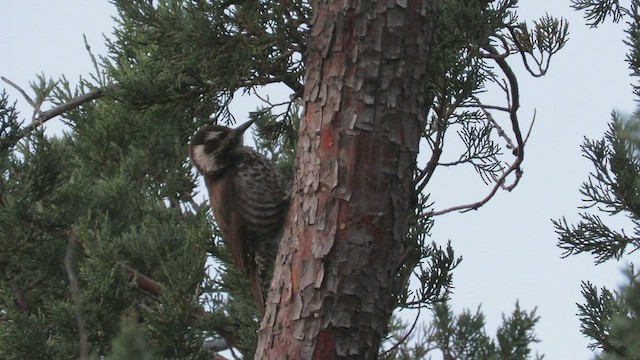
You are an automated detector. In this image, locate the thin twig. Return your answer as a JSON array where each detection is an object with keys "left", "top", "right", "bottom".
[
  {"left": 65, "top": 230, "right": 90, "bottom": 360},
  {"left": 457, "top": 103, "right": 510, "bottom": 112},
  {"left": 189, "top": 197, "right": 202, "bottom": 212},
  {"left": 1, "top": 77, "right": 40, "bottom": 113},
  {"left": 426, "top": 159, "right": 522, "bottom": 216},
  {"left": 523, "top": 109, "right": 536, "bottom": 144},
  {"left": 253, "top": 90, "right": 290, "bottom": 108},
  {"left": 1, "top": 77, "right": 110, "bottom": 141},
  {"left": 414, "top": 100, "right": 447, "bottom": 194},
  {"left": 473, "top": 96, "right": 515, "bottom": 150},
  {"left": 423, "top": 44, "right": 526, "bottom": 217},
  {"left": 507, "top": 26, "right": 546, "bottom": 78},
  {"left": 379, "top": 307, "right": 422, "bottom": 358}
]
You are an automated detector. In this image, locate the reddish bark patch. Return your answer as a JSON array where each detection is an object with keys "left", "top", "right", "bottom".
[
  {"left": 320, "top": 127, "right": 336, "bottom": 152},
  {"left": 313, "top": 330, "right": 336, "bottom": 359}
]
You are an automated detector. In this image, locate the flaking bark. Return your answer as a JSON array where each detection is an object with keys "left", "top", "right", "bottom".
[{"left": 256, "top": 0, "right": 437, "bottom": 358}]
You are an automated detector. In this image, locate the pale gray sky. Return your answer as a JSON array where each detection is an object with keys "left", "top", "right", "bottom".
[{"left": 1, "top": 1, "right": 636, "bottom": 359}]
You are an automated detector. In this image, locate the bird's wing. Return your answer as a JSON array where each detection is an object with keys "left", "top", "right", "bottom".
[{"left": 234, "top": 152, "right": 287, "bottom": 310}]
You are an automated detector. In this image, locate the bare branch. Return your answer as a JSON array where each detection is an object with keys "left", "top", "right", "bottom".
[
  {"left": 26, "top": 87, "right": 107, "bottom": 128},
  {"left": 189, "top": 195, "right": 202, "bottom": 212},
  {"left": 486, "top": 44, "right": 524, "bottom": 152},
  {"left": 1, "top": 76, "right": 40, "bottom": 114},
  {"left": 65, "top": 230, "right": 90, "bottom": 360},
  {"left": 457, "top": 103, "right": 510, "bottom": 113},
  {"left": 379, "top": 307, "right": 422, "bottom": 358},
  {"left": 2, "top": 77, "right": 110, "bottom": 142},
  {"left": 120, "top": 264, "right": 163, "bottom": 297},
  {"left": 426, "top": 159, "right": 522, "bottom": 216},
  {"left": 423, "top": 44, "right": 526, "bottom": 217},
  {"left": 473, "top": 96, "right": 515, "bottom": 150},
  {"left": 524, "top": 109, "right": 537, "bottom": 144}
]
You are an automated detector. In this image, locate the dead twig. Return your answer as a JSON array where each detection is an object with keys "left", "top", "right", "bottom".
[
  {"left": 1, "top": 76, "right": 109, "bottom": 141},
  {"left": 427, "top": 160, "right": 522, "bottom": 216},
  {"left": 65, "top": 230, "right": 90, "bottom": 360},
  {"left": 379, "top": 307, "right": 422, "bottom": 358},
  {"left": 473, "top": 95, "right": 515, "bottom": 151},
  {"left": 1, "top": 76, "right": 40, "bottom": 115}
]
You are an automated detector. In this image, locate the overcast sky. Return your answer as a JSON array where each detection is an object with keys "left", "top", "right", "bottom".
[{"left": 1, "top": 1, "right": 637, "bottom": 359}]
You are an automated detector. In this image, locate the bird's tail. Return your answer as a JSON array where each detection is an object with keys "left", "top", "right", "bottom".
[{"left": 248, "top": 266, "right": 266, "bottom": 312}]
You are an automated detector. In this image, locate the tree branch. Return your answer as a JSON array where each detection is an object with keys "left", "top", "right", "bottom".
[
  {"left": 426, "top": 160, "right": 522, "bottom": 216},
  {"left": 1, "top": 76, "right": 109, "bottom": 141},
  {"left": 10, "top": 280, "right": 28, "bottom": 311},
  {"left": 422, "top": 44, "right": 526, "bottom": 217},
  {"left": 120, "top": 264, "right": 163, "bottom": 297},
  {"left": 379, "top": 307, "right": 422, "bottom": 358},
  {"left": 1, "top": 76, "right": 39, "bottom": 113},
  {"left": 415, "top": 98, "right": 448, "bottom": 194},
  {"left": 65, "top": 230, "right": 89, "bottom": 360}
]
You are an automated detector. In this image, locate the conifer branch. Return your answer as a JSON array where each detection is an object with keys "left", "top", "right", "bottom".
[
  {"left": 119, "top": 264, "right": 235, "bottom": 355},
  {"left": 18, "top": 87, "right": 107, "bottom": 138},
  {"left": 423, "top": 45, "right": 526, "bottom": 217},
  {"left": 1, "top": 76, "right": 109, "bottom": 141}
]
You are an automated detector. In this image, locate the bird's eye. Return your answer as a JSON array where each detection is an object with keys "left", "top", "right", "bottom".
[{"left": 205, "top": 137, "right": 220, "bottom": 153}]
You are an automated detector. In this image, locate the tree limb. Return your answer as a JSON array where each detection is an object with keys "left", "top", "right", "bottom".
[
  {"left": 423, "top": 44, "right": 526, "bottom": 217},
  {"left": 1, "top": 76, "right": 39, "bottom": 113},
  {"left": 120, "top": 264, "right": 163, "bottom": 297},
  {"left": 65, "top": 230, "right": 90, "bottom": 360},
  {"left": 1, "top": 76, "right": 110, "bottom": 141}
]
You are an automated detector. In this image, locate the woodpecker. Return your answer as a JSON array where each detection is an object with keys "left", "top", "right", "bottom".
[{"left": 189, "top": 119, "right": 288, "bottom": 311}]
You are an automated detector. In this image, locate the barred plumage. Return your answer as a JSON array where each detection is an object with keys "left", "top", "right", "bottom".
[{"left": 189, "top": 119, "right": 288, "bottom": 311}]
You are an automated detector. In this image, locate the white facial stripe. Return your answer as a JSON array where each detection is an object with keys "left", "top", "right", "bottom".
[
  {"left": 191, "top": 144, "right": 219, "bottom": 174},
  {"left": 205, "top": 131, "right": 222, "bottom": 141}
]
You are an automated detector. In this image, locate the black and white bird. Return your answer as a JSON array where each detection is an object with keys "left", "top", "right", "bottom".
[{"left": 189, "top": 119, "right": 288, "bottom": 311}]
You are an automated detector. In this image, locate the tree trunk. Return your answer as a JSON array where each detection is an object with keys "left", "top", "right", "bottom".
[{"left": 256, "top": 0, "right": 437, "bottom": 358}]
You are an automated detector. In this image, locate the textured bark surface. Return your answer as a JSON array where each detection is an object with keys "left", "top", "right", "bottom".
[{"left": 256, "top": 0, "right": 437, "bottom": 358}]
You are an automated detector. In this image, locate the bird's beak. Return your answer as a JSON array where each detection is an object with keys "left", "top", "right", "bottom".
[{"left": 234, "top": 118, "right": 256, "bottom": 134}]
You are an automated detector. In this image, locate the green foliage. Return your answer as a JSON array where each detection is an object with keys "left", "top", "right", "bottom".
[
  {"left": 554, "top": 118, "right": 640, "bottom": 264},
  {"left": 0, "top": 90, "right": 21, "bottom": 156},
  {"left": 0, "top": 56, "right": 213, "bottom": 360},
  {"left": 106, "top": 317, "right": 152, "bottom": 360},
  {"left": 381, "top": 302, "right": 543, "bottom": 359},
  {"left": 572, "top": 0, "right": 624, "bottom": 26},
  {"left": 558, "top": 1, "right": 640, "bottom": 358},
  {"left": 576, "top": 270, "right": 640, "bottom": 360},
  {"left": 421, "top": 0, "right": 567, "bottom": 193},
  {"left": 398, "top": 197, "right": 462, "bottom": 310},
  {"left": 0, "top": 0, "right": 569, "bottom": 358},
  {"left": 106, "top": 0, "right": 307, "bottom": 121}
]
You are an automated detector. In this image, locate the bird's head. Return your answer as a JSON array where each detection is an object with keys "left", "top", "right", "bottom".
[{"left": 189, "top": 119, "right": 255, "bottom": 175}]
